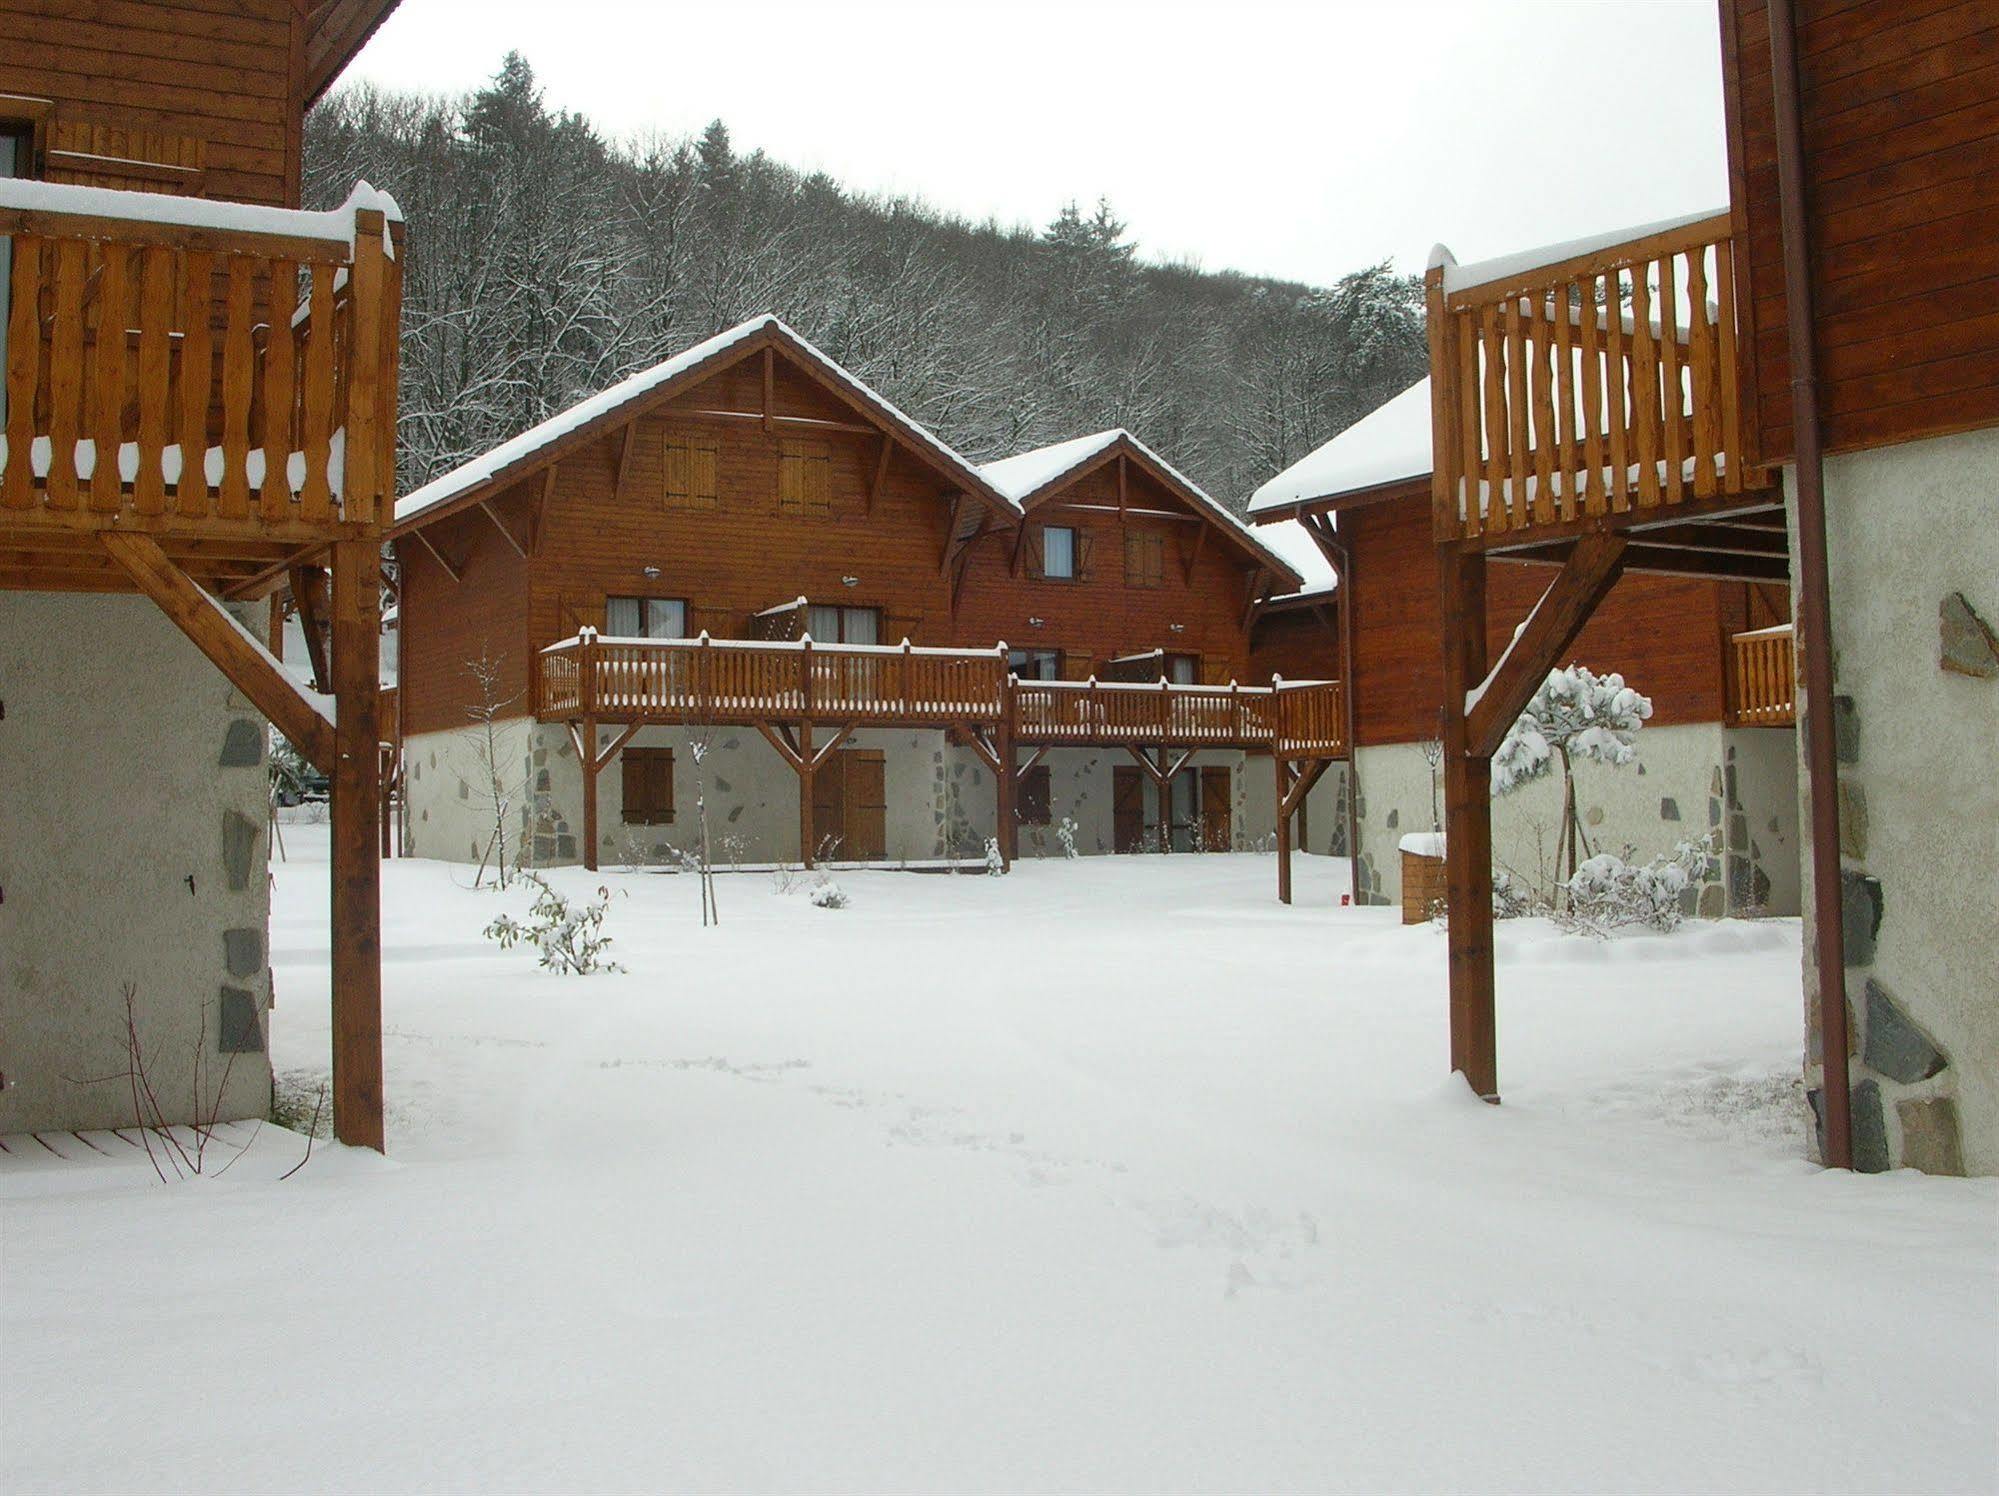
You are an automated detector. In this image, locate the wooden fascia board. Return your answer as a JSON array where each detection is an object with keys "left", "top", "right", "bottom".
[
  {"left": 1247, "top": 475, "right": 1432, "bottom": 527},
  {"left": 303, "top": 0, "right": 402, "bottom": 105}
]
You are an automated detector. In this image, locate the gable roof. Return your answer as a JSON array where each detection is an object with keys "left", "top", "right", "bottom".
[
  {"left": 978, "top": 429, "right": 1302, "bottom": 589},
  {"left": 1245, "top": 377, "right": 1433, "bottom": 521},
  {"left": 390, "top": 315, "right": 1017, "bottom": 536},
  {"left": 305, "top": 0, "right": 405, "bottom": 105},
  {"left": 1254, "top": 519, "right": 1338, "bottom": 603}
]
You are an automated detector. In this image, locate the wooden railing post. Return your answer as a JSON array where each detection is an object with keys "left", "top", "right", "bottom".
[{"left": 902, "top": 638, "right": 914, "bottom": 717}]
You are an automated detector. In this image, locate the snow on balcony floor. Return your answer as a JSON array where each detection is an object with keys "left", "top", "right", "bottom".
[{"left": 4, "top": 828, "right": 1993, "bottom": 1492}]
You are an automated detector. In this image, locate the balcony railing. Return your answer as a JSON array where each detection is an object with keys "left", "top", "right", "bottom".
[
  {"left": 539, "top": 631, "right": 1009, "bottom": 724},
  {"left": 1725, "top": 624, "right": 1796, "bottom": 728},
  {"left": 0, "top": 178, "right": 402, "bottom": 545},
  {"left": 1428, "top": 210, "right": 1761, "bottom": 546},
  {"left": 537, "top": 632, "right": 1350, "bottom": 757}
]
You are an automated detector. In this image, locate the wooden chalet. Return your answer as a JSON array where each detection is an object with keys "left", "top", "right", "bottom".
[
  {"left": 964, "top": 429, "right": 1343, "bottom": 879},
  {"left": 0, "top": 0, "right": 405, "bottom": 1149},
  {"left": 391, "top": 336, "right": 1347, "bottom": 882},
  {"left": 1256, "top": 1, "right": 1999, "bottom": 1175}
]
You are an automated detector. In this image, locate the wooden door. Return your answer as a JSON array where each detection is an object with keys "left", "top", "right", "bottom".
[
  {"left": 1199, "top": 766, "right": 1232, "bottom": 852},
  {"left": 1112, "top": 766, "right": 1145, "bottom": 853},
  {"left": 841, "top": 750, "right": 886, "bottom": 861},
  {"left": 811, "top": 758, "right": 843, "bottom": 857}
]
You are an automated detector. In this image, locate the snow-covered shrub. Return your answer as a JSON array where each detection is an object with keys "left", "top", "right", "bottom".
[
  {"left": 1558, "top": 834, "right": 1715, "bottom": 936},
  {"left": 1493, "top": 665, "right": 1653, "bottom": 900},
  {"left": 808, "top": 879, "right": 848, "bottom": 910},
  {"left": 1492, "top": 867, "right": 1545, "bottom": 920},
  {"left": 484, "top": 873, "right": 625, "bottom": 973},
  {"left": 985, "top": 837, "right": 1006, "bottom": 875},
  {"left": 1055, "top": 817, "right": 1079, "bottom": 859}
]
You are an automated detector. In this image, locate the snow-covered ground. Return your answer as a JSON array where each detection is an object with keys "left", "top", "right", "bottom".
[{"left": 5, "top": 830, "right": 1995, "bottom": 1493}]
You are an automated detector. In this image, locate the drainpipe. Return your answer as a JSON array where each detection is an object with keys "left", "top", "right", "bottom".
[
  {"left": 1769, "top": 0, "right": 1852, "bottom": 1168},
  {"left": 1327, "top": 529, "right": 1362, "bottom": 903}
]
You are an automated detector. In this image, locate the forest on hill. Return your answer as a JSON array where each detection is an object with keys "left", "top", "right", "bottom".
[{"left": 305, "top": 54, "right": 1427, "bottom": 508}]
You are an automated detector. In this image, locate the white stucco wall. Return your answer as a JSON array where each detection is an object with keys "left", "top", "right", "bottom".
[
  {"left": 1346, "top": 721, "right": 1796, "bottom": 916},
  {"left": 1796, "top": 425, "right": 1999, "bottom": 1176},
  {"left": 0, "top": 593, "right": 273, "bottom": 1134}
]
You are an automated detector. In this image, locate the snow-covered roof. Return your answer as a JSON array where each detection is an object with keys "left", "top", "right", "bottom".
[
  {"left": 393, "top": 315, "right": 1013, "bottom": 530},
  {"left": 1254, "top": 519, "right": 1338, "bottom": 602},
  {"left": 1246, "top": 378, "right": 1433, "bottom": 518},
  {"left": 978, "top": 429, "right": 1300, "bottom": 587}
]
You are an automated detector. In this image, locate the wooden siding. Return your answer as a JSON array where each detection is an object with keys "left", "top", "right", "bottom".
[
  {"left": 954, "top": 460, "right": 1263, "bottom": 685},
  {"left": 1723, "top": 0, "right": 1999, "bottom": 463},
  {"left": 0, "top": 0, "right": 304, "bottom": 208},
  {"left": 396, "top": 509, "right": 531, "bottom": 737},
  {"left": 1250, "top": 499, "right": 1764, "bottom": 746},
  {"left": 1250, "top": 605, "right": 1341, "bottom": 684}
]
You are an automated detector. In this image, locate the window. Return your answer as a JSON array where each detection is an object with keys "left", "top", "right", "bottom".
[
  {"left": 1164, "top": 652, "right": 1198, "bottom": 685},
  {"left": 808, "top": 605, "right": 879, "bottom": 644},
  {"left": 778, "top": 441, "right": 833, "bottom": 517},
  {"left": 1018, "top": 764, "right": 1052, "bottom": 826},
  {"left": 621, "top": 747, "right": 674, "bottom": 825},
  {"left": 1041, "top": 525, "right": 1076, "bottom": 579},
  {"left": 662, "top": 440, "right": 719, "bottom": 508},
  {"left": 1124, "top": 530, "right": 1165, "bottom": 588},
  {"left": 605, "top": 596, "right": 688, "bottom": 638},
  {"left": 1008, "top": 648, "right": 1061, "bottom": 681}
]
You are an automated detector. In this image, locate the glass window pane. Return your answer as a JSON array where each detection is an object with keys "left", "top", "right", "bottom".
[
  {"left": 1168, "top": 654, "right": 1197, "bottom": 684},
  {"left": 1043, "top": 526, "right": 1075, "bottom": 579},
  {"left": 808, "top": 605, "right": 840, "bottom": 641},
  {"left": 842, "top": 608, "right": 878, "bottom": 645},
  {"left": 605, "top": 596, "right": 642, "bottom": 636},
  {"left": 648, "top": 598, "right": 687, "bottom": 638}
]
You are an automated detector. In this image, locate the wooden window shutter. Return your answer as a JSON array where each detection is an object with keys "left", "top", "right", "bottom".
[
  {"left": 1125, "top": 532, "right": 1163, "bottom": 588},
  {"left": 44, "top": 121, "right": 205, "bottom": 195},
  {"left": 621, "top": 747, "right": 675, "bottom": 825},
  {"left": 560, "top": 592, "right": 606, "bottom": 634},
  {"left": 778, "top": 443, "right": 830, "bottom": 516},
  {"left": 1074, "top": 530, "right": 1095, "bottom": 582},
  {"left": 1060, "top": 651, "right": 1093, "bottom": 681},
  {"left": 1025, "top": 526, "right": 1045, "bottom": 581},
  {"left": 663, "top": 441, "right": 719, "bottom": 509}
]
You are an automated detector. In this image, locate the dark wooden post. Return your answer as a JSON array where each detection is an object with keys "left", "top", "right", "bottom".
[
  {"left": 578, "top": 628, "right": 600, "bottom": 872},
  {"left": 329, "top": 536, "right": 384, "bottom": 1151},
  {"left": 799, "top": 636, "right": 816, "bottom": 868},
  {"left": 1439, "top": 545, "right": 1497, "bottom": 1100},
  {"left": 378, "top": 741, "right": 394, "bottom": 857},
  {"left": 995, "top": 665, "right": 1016, "bottom": 869},
  {"left": 1274, "top": 752, "right": 1293, "bottom": 904}
]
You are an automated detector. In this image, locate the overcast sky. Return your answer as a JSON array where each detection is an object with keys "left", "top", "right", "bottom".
[{"left": 344, "top": 0, "right": 1728, "bottom": 288}]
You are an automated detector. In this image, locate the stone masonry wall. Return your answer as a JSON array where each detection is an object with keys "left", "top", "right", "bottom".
[
  {"left": 1795, "top": 427, "right": 1999, "bottom": 1176},
  {"left": 0, "top": 593, "right": 273, "bottom": 1133}
]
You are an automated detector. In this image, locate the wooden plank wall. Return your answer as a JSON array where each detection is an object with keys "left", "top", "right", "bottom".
[
  {"left": 952, "top": 461, "right": 1262, "bottom": 685},
  {"left": 397, "top": 513, "right": 531, "bottom": 737},
  {"left": 0, "top": 0, "right": 304, "bottom": 207},
  {"left": 480, "top": 356, "right": 980, "bottom": 713},
  {"left": 1723, "top": 0, "right": 1999, "bottom": 463},
  {"left": 1249, "top": 606, "right": 1340, "bottom": 684},
  {"left": 1248, "top": 499, "right": 1749, "bottom": 746}
]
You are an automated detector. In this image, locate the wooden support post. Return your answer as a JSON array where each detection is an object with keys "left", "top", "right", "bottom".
[
  {"left": 288, "top": 563, "right": 331, "bottom": 693},
  {"left": 1439, "top": 545, "right": 1497, "bottom": 1101},
  {"left": 798, "top": 719, "right": 816, "bottom": 868},
  {"left": 1275, "top": 753, "right": 1293, "bottom": 904},
  {"left": 994, "top": 698, "right": 1016, "bottom": 869},
  {"left": 329, "top": 536, "right": 384, "bottom": 1151},
  {"left": 578, "top": 628, "right": 600, "bottom": 873}
]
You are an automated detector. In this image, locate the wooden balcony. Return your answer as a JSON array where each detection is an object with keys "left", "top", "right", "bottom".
[
  {"left": 1725, "top": 623, "right": 1796, "bottom": 728},
  {"left": 536, "top": 631, "right": 1350, "bottom": 758},
  {"left": 0, "top": 178, "right": 402, "bottom": 595},
  {"left": 538, "top": 632, "right": 1009, "bottom": 727},
  {"left": 1013, "top": 676, "right": 1346, "bottom": 757},
  {"left": 1427, "top": 211, "right": 1785, "bottom": 572}
]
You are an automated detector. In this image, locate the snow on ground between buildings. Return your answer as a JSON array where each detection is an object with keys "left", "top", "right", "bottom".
[{"left": 4, "top": 830, "right": 1994, "bottom": 1494}]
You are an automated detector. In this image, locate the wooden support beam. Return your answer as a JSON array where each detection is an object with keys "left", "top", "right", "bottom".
[
  {"left": 798, "top": 720, "right": 815, "bottom": 867},
  {"left": 614, "top": 422, "right": 638, "bottom": 500},
  {"left": 995, "top": 689, "right": 1016, "bottom": 868},
  {"left": 806, "top": 724, "right": 855, "bottom": 774},
  {"left": 679, "top": 408, "right": 879, "bottom": 437},
  {"left": 1439, "top": 545, "right": 1497, "bottom": 1100},
  {"left": 962, "top": 726, "right": 1003, "bottom": 777},
  {"left": 1117, "top": 454, "right": 1128, "bottom": 519},
  {"left": 1275, "top": 755, "right": 1294, "bottom": 904},
  {"left": 761, "top": 346, "right": 775, "bottom": 435},
  {"left": 287, "top": 563, "right": 331, "bottom": 693},
  {"left": 101, "top": 533, "right": 335, "bottom": 772},
  {"left": 529, "top": 463, "right": 557, "bottom": 556},
  {"left": 578, "top": 713, "right": 601, "bottom": 872},
  {"left": 1014, "top": 744, "right": 1051, "bottom": 780},
  {"left": 1240, "top": 567, "right": 1270, "bottom": 630},
  {"left": 410, "top": 525, "right": 463, "bottom": 584},
  {"left": 867, "top": 437, "right": 892, "bottom": 516},
  {"left": 1181, "top": 522, "right": 1208, "bottom": 584},
  {"left": 938, "top": 493, "right": 967, "bottom": 573},
  {"left": 1280, "top": 756, "right": 1331, "bottom": 818},
  {"left": 1618, "top": 521, "right": 1790, "bottom": 557},
  {"left": 478, "top": 499, "right": 530, "bottom": 561},
  {"left": 756, "top": 721, "right": 804, "bottom": 771},
  {"left": 328, "top": 536, "right": 384, "bottom": 1151},
  {"left": 1464, "top": 531, "right": 1628, "bottom": 758}
]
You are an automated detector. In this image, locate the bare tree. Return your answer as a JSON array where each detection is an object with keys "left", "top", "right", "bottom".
[{"left": 462, "top": 648, "right": 528, "bottom": 888}]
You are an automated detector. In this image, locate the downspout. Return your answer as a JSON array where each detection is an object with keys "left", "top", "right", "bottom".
[
  {"left": 1769, "top": 0, "right": 1852, "bottom": 1168},
  {"left": 1328, "top": 529, "right": 1362, "bottom": 903}
]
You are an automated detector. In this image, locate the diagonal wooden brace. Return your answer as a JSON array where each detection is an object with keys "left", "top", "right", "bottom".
[{"left": 104, "top": 532, "right": 336, "bottom": 773}]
